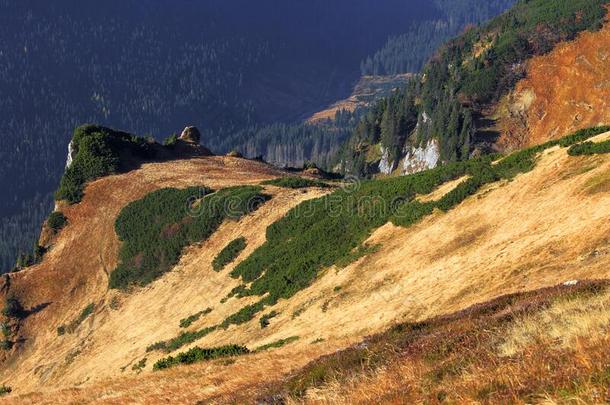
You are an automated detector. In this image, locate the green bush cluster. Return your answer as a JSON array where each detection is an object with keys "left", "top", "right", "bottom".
[
  {"left": 55, "top": 125, "right": 154, "bottom": 204},
  {"left": 212, "top": 237, "right": 247, "bottom": 272},
  {"left": 153, "top": 344, "right": 249, "bottom": 370},
  {"left": 179, "top": 308, "right": 212, "bottom": 328},
  {"left": 262, "top": 177, "right": 329, "bottom": 189},
  {"left": 110, "top": 186, "right": 269, "bottom": 290},
  {"left": 2, "top": 296, "right": 24, "bottom": 319},
  {"left": 57, "top": 303, "right": 94, "bottom": 335},
  {"left": 147, "top": 326, "right": 217, "bottom": 353},
  {"left": 163, "top": 133, "right": 179, "bottom": 147},
  {"left": 0, "top": 385, "right": 11, "bottom": 396},
  {"left": 259, "top": 311, "right": 278, "bottom": 328},
  {"left": 13, "top": 244, "right": 46, "bottom": 272},
  {"left": 255, "top": 336, "right": 299, "bottom": 353},
  {"left": 568, "top": 140, "right": 610, "bottom": 156},
  {"left": 47, "top": 211, "right": 67, "bottom": 231}
]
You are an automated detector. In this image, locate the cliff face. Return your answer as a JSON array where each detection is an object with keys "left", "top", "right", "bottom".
[{"left": 496, "top": 21, "right": 610, "bottom": 150}]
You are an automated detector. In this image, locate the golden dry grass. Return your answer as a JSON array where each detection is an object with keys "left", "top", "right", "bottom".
[
  {"left": 2, "top": 133, "right": 610, "bottom": 403},
  {"left": 499, "top": 287, "right": 610, "bottom": 356}
]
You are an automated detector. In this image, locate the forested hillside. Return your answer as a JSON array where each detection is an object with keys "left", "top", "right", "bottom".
[
  {"left": 0, "top": 0, "right": 443, "bottom": 273},
  {"left": 339, "top": 0, "right": 610, "bottom": 177},
  {"left": 361, "top": 0, "right": 516, "bottom": 75},
  {"left": 224, "top": 1, "right": 517, "bottom": 169}
]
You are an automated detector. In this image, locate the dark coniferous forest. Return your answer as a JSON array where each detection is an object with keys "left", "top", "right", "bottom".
[{"left": 0, "top": 0, "right": 514, "bottom": 272}]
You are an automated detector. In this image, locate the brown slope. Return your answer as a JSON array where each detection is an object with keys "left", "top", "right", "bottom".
[
  {"left": 0, "top": 155, "right": 330, "bottom": 392},
  {"left": 496, "top": 20, "right": 610, "bottom": 150}
]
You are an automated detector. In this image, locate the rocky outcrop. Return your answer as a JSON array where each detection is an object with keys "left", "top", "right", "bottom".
[
  {"left": 179, "top": 126, "right": 201, "bottom": 144},
  {"left": 401, "top": 139, "right": 440, "bottom": 175},
  {"left": 378, "top": 146, "right": 396, "bottom": 175},
  {"left": 65, "top": 140, "right": 76, "bottom": 168}
]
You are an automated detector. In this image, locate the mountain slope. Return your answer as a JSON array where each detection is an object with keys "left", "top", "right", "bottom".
[
  {"left": 338, "top": 0, "right": 610, "bottom": 177},
  {"left": 1, "top": 128, "right": 610, "bottom": 402},
  {"left": 496, "top": 20, "right": 610, "bottom": 149}
]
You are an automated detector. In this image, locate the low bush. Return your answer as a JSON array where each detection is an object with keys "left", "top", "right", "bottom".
[
  {"left": 147, "top": 326, "right": 217, "bottom": 353},
  {"left": 57, "top": 303, "right": 94, "bottom": 335},
  {"left": 47, "top": 211, "right": 67, "bottom": 231},
  {"left": 255, "top": 336, "right": 299, "bottom": 352},
  {"left": 212, "top": 237, "right": 247, "bottom": 272},
  {"left": 110, "top": 186, "right": 269, "bottom": 290},
  {"left": 2, "top": 296, "right": 24, "bottom": 319},
  {"left": 132, "top": 358, "right": 147, "bottom": 373},
  {"left": 259, "top": 311, "right": 278, "bottom": 328},
  {"left": 153, "top": 344, "right": 249, "bottom": 370},
  {"left": 568, "top": 140, "right": 610, "bottom": 156},
  {"left": 163, "top": 134, "right": 178, "bottom": 146},
  {"left": 0, "top": 340, "right": 12, "bottom": 351},
  {"left": 262, "top": 177, "right": 329, "bottom": 189},
  {"left": 179, "top": 308, "right": 212, "bottom": 328},
  {"left": 0, "top": 322, "right": 10, "bottom": 338},
  {"left": 0, "top": 385, "right": 11, "bottom": 396},
  {"left": 13, "top": 245, "right": 46, "bottom": 272}
]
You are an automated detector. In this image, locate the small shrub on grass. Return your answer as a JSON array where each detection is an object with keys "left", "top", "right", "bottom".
[
  {"left": 147, "top": 326, "right": 217, "bottom": 353},
  {"left": 254, "top": 336, "right": 299, "bottom": 353},
  {"left": 259, "top": 311, "right": 278, "bottom": 328},
  {"left": 57, "top": 303, "right": 94, "bottom": 335},
  {"left": 47, "top": 211, "right": 67, "bottom": 231},
  {"left": 179, "top": 308, "right": 212, "bottom": 328},
  {"left": 212, "top": 237, "right": 247, "bottom": 271},
  {"left": 0, "top": 323, "right": 10, "bottom": 339},
  {"left": 262, "top": 177, "right": 329, "bottom": 189},
  {"left": 0, "top": 385, "right": 11, "bottom": 396},
  {"left": 0, "top": 340, "right": 13, "bottom": 351},
  {"left": 132, "top": 358, "right": 147, "bottom": 373},
  {"left": 13, "top": 244, "right": 46, "bottom": 272},
  {"left": 2, "top": 296, "right": 24, "bottom": 319},
  {"left": 153, "top": 344, "right": 249, "bottom": 370}
]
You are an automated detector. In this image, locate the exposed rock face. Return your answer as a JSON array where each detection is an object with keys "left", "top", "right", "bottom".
[
  {"left": 65, "top": 140, "right": 76, "bottom": 168},
  {"left": 378, "top": 146, "right": 396, "bottom": 175},
  {"left": 179, "top": 126, "right": 201, "bottom": 144},
  {"left": 401, "top": 139, "right": 440, "bottom": 175},
  {"left": 496, "top": 22, "right": 610, "bottom": 150}
]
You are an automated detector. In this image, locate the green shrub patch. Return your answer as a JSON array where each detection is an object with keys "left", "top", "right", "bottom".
[
  {"left": 110, "top": 186, "right": 269, "bottom": 290},
  {"left": 179, "top": 308, "right": 212, "bottom": 328},
  {"left": 213, "top": 237, "right": 247, "bottom": 271},
  {"left": 568, "top": 140, "right": 610, "bottom": 156},
  {"left": 262, "top": 177, "right": 330, "bottom": 189},
  {"left": 47, "top": 211, "right": 67, "bottom": 231},
  {"left": 153, "top": 344, "right": 249, "bottom": 370},
  {"left": 57, "top": 303, "right": 95, "bottom": 335},
  {"left": 56, "top": 125, "right": 154, "bottom": 203}
]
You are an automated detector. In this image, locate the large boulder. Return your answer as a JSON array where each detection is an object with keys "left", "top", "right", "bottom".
[{"left": 179, "top": 126, "right": 201, "bottom": 144}]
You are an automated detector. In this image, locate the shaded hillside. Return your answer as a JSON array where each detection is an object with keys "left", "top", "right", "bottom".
[
  {"left": 0, "top": 0, "right": 443, "bottom": 273},
  {"left": 1, "top": 127, "right": 610, "bottom": 402}
]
